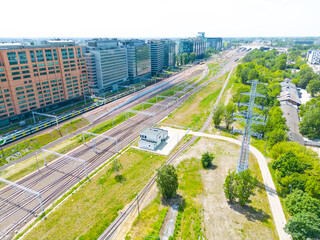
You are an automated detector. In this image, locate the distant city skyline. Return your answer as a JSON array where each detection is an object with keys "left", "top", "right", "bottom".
[{"left": 2, "top": 0, "right": 319, "bottom": 38}]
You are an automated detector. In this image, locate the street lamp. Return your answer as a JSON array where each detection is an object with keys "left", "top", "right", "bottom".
[{"left": 289, "top": 185, "right": 292, "bottom": 194}]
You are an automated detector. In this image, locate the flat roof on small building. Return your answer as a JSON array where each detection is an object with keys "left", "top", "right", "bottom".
[{"left": 140, "top": 127, "right": 167, "bottom": 136}]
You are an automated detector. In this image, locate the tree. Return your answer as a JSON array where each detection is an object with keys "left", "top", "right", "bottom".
[
  {"left": 201, "top": 152, "right": 214, "bottom": 168},
  {"left": 212, "top": 104, "right": 224, "bottom": 127},
  {"left": 223, "top": 170, "right": 236, "bottom": 203},
  {"left": 236, "top": 64, "right": 243, "bottom": 78},
  {"left": 298, "top": 67, "right": 319, "bottom": 89},
  {"left": 284, "top": 189, "right": 320, "bottom": 217},
  {"left": 277, "top": 59, "right": 287, "bottom": 70},
  {"left": 224, "top": 102, "right": 236, "bottom": 130},
  {"left": 299, "top": 108, "right": 320, "bottom": 139},
  {"left": 267, "top": 128, "right": 288, "bottom": 149},
  {"left": 112, "top": 158, "right": 123, "bottom": 176},
  {"left": 223, "top": 169, "right": 257, "bottom": 206},
  {"left": 156, "top": 165, "right": 178, "bottom": 199},
  {"left": 306, "top": 79, "right": 320, "bottom": 97},
  {"left": 248, "top": 69, "right": 259, "bottom": 80},
  {"left": 284, "top": 212, "right": 320, "bottom": 240},
  {"left": 271, "top": 151, "right": 309, "bottom": 178},
  {"left": 241, "top": 67, "right": 250, "bottom": 84},
  {"left": 234, "top": 170, "right": 257, "bottom": 206},
  {"left": 181, "top": 53, "right": 189, "bottom": 65},
  {"left": 189, "top": 52, "right": 196, "bottom": 63}
]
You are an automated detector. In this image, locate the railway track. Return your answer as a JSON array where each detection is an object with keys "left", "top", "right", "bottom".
[
  {"left": 0, "top": 64, "right": 203, "bottom": 172},
  {"left": 0, "top": 51, "right": 241, "bottom": 239},
  {"left": 0, "top": 64, "right": 208, "bottom": 239},
  {"left": 98, "top": 54, "right": 242, "bottom": 239}
]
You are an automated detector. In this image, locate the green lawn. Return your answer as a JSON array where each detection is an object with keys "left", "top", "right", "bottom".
[
  {"left": 0, "top": 118, "right": 89, "bottom": 167},
  {"left": 21, "top": 149, "right": 167, "bottom": 240},
  {"left": 162, "top": 72, "right": 229, "bottom": 130}
]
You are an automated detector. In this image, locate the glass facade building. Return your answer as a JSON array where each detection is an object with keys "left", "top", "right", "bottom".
[
  {"left": 161, "top": 40, "right": 176, "bottom": 69},
  {"left": 206, "top": 38, "right": 223, "bottom": 50},
  {"left": 123, "top": 40, "right": 151, "bottom": 82},
  {"left": 148, "top": 40, "right": 163, "bottom": 75}
]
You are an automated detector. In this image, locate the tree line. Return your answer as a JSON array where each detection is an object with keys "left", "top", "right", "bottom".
[{"left": 269, "top": 142, "right": 320, "bottom": 239}]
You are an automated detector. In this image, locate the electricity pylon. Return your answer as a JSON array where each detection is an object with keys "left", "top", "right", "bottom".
[{"left": 232, "top": 80, "right": 267, "bottom": 173}]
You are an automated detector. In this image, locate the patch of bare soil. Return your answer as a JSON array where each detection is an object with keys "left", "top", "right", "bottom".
[{"left": 185, "top": 138, "right": 276, "bottom": 240}]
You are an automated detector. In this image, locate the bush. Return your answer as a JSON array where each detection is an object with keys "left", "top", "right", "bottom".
[{"left": 201, "top": 152, "right": 214, "bottom": 168}]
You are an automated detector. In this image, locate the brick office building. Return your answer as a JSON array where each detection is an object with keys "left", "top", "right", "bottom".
[{"left": 0, "top": 41, "right": 89, "bottom": 126}]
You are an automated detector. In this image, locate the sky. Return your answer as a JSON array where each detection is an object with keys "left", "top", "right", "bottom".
[{"left": 2, "top": 0, "right": 319, "bottom": 39}]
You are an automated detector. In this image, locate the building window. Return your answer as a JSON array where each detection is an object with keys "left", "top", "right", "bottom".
[
  {"left": 61, "top": 49, "right": 68, "bottom": 60},
  {"left": 18, "top": 51, "right": 28, "bottom": 64},
  {"left": 36, "top": 50, "right": 44, "bottom": 62},
  {"left": 30, "top": 50, "right": 37, "bottom": 62},
  {"left": 45, "top": 49, "right": 53, "bottom": 61},
  {"left": 53, "top": 49, "right": 58, "bottom": 60},
  {"left": 7, "top": 52, "right": 18, "bottom": 65},
  {"left": 68, "top": 48, "right": 74, "bottom": 59}
]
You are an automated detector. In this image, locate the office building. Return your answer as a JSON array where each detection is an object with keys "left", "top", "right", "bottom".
[
  {"left": 83, "top": 39, "right": 128, "bottom": 94},
  {"left": 177, "top": 39, "right": 193, "bottom": 56},
  {"left": 122, "top": 40, "right": 151, "bottom": 83},
  {"left": 148, "top": 40, "right": 163, "bottom": 75},
  {"left": 307, "top": 50, "right": 320, "bottom": 65},
  {"left": 193, "top": 38, "right": 206, "bottom": 58},
  {"left": 177, "top": 38, "right": 206, "bottom": 59},
  {"left": 0, "top": 41, "right": 88, "bottom": 126},
  {"left": 206, "top": 37, "right": 223, "bottom": 50},
  {"left": 161, "top": 40, "right": 176, "bottom": 69}
]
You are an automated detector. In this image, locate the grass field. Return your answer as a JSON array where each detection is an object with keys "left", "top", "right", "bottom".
[
  {"left": 0, "top": 118, "right": 89, "bottom": 167},
  {"left": 162, "top": 72, "right": 229, "bottom": 130},
  {"left": 125, "top": 194, "right": 169, "bottom": 239},
  {"left": 21, "top": 149, "right": 167, "bottom": 240},
  {"left": 125, "top": 151, "right": 205, "bottom": 240},
  {"left": 125, "top": 137, "right": 277, "bottom": 239}
]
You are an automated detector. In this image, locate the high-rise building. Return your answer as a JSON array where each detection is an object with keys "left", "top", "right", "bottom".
[
  {"left": 0, "top": 41, "right": 88, "bottom": 126},
  {"left": 161, "top": 39, "right": 176, "bottom": 69},
  {"left": 177, "top": 39, "right": 193, "bottom": 56},
  {"left": 307, "top": 50, "right": 320, "bottom": 65},
  {"left": 148, "top": 40, "right": 163, "bottom": 75},
  {"left": 122, "top": 40, "right": 151, "bottom": 83},
  {"left": 177, "top": 38, "right": 206, "bottom": 58},
  {"left": 206, "top": 38, "right": 223, "bottom": 50},
  {"left": 83, "top": 39, "right": 128, "bottom": 94},
  {"left": 193, "top": 38, "right": 206, "bottom": 58}
]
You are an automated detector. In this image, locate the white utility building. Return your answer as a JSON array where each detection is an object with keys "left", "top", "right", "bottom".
[{"left": 138, "top": 127, "right": 168, "bottom": 150}]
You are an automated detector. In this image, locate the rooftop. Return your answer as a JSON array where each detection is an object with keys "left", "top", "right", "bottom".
[{"left": 140, "top": 127, "right": 167, "bottom": 136}]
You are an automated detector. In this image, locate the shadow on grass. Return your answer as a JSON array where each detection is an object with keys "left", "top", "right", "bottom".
[
  {"left": 205, "top": 164, "right": 218, "bottom": 170},
  {"left": 229, "top": 202, "right": 271, "bottom": 223},
  {"left": 160, "top": 194, "right": 185, "bottom": 207},
  {"left": 115, "top": 174, "right": 126, "bottom": 183}
]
